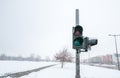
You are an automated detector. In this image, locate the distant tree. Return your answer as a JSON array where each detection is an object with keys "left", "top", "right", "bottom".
[
  {"left": 54, "top": 48, "right": 73, "bottom": 68},
  {"left": 17, "top": 55, "right": 24, "bottom": 61},
  {"left": 0, "top": 53, "right": 42, "bottom": 61},
  {"left": 28, "top": 54, "right": 35, "bottom": 61},
  {"left": 35, "top": 55, "right": 41, "bottom": 61},
  {"left": 45, "top": 56, "right": 50, "bottom": 62},
  {"left": 0, "top": 54, "right": 6, "bottom": 60}
]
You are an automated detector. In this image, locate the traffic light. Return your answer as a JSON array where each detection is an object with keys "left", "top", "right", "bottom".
[
  {"left": 73, "top": 25, "right": 83, "bottom": 49},
  {"left": 82, "top": 37, "right": 89, "bottom": 51},
  {"left": 88, "top": 39, "right": 98, "bottom": 46},
  {"left": 82, "top": 37, "right": 98, "bottom": 51},
  {"left": 72, "top": 25, "right": 98, "bottom": 51}
]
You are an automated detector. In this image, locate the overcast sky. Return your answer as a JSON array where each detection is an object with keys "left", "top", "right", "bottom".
[{"left": 0, "top": 0, "right": 120, "bottom": 59}]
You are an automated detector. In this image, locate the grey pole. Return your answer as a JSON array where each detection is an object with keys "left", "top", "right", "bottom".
[
  {"left": 75, "top": 9, "right": 80, "bottom": 78},
  {"left": 114, "top": 36, "right": 120, "bottom": 70},
  {"left": 109, "top": 34, "right": 120, "bottom": 70},
  {"left": 76, "top": 9, "right": 79, "bottom": 25},
  {"left": 76, "top": 49, "right": 80, "bottom": 78}
]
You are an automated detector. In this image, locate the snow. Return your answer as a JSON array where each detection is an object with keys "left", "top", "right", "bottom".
[
  {"left": 20, "top": 63, "right": 120, "bottom": 78},
  {"left": 0, "top": 61, "right": 58, "bottom": 76},
  {"left": 21, "top": 63, "right": 75, "bottom": 78},
  {"left": 81, "top": 65, "right": 120, "bottom": 78},
  {"left": 0, "top": 61, "right": 120, "bottom": 78}
]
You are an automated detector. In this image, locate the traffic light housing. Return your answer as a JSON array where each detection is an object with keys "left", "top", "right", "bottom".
[
  {"left": 73, "top": 25, "right": 83, "bottom": 49},
  {"left": 82, "top": 37, "right": 98, "bottom": 51},
  {"left": 82, "top": 37, "right": 89, "bottom": 51},
  {"left": 88, "top": 39, "right": 98, "bottom": 46},
  {"left": 72, "top": 25, "right": 98, "bottom": 51}
]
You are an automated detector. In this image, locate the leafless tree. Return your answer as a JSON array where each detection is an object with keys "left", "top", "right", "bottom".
[{"left": 54, "top": 48, "right": 73, "bottom": 68}]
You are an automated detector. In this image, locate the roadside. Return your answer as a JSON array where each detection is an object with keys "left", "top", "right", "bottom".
[
  {"left": 86, "top": 63, "right": 117, "bottom": 70},
  {"left": 0, "top": 64, "right": 57, "bottom": 78}
]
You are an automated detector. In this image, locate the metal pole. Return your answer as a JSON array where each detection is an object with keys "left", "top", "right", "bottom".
[
  {"left": 76, "top": 49, "right": 80, "bottom": 78},
  {"left": 109, "top": 34, "right": 120, "bottom": 70},
  {"left": 114, "top": 36, "right": 120, "bottom": 70},
  {"left": 75, "top": 9, "right": 80, "bottom": 78},
  {"left": 88, "top": 51, "right": 91, "bottom": 64},
  {"left": 76, "top": 9, "right": 79, "bottom": 25}
]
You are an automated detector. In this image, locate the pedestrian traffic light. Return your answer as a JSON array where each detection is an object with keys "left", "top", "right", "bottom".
[
  {"left": 73, "top": 25, "right": 83, "bottom": 49},
  {"left": 82, "top": 37, "right": 89, "bottom": 52},
  {"left": 88, "top": 39, "right": 98, "bottom": 46},
  {"left": 82, "top": 37, "right": 98, "bottom": 51}
]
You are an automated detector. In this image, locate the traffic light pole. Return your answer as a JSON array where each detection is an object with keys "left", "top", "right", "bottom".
[
  {"left": 75, "top": 9, "right": 81, "bottom": 78},
  {"left": 73, "top": 9, "right": 98, "bottom": 78},
  {"left": 76, "top": 49, "right": 81, "bottom": 78},
  {"left": 76, "top": 9, "right": 79, "bottom": 25}
]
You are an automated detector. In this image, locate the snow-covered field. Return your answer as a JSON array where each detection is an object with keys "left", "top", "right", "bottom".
[
  {"left": 21, "top": 63, "right": 120, "bottom": 78},
  {"left": 0, "top": 61, "right": 120, "bottom": 78},
  {"left": 0, "top": 61, "right": 58, "bottom": 76}
]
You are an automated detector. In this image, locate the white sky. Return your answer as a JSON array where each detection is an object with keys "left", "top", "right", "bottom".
[{"left": 0, "top": 0, "right": 120, "bottom": 59}]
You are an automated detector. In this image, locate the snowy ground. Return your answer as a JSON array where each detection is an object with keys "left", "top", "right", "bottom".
[
  {"left": 21, "top": 63, "right": 120, "bottom": 78},
  {"left": 0, "top": 61, "right": 120, "bottom": 78},
  {"left": 0, "top": 61, "right": 58, "bottom": 76},
  {"left": 21, "top": 63, "right": 75, "bottom": 78}
]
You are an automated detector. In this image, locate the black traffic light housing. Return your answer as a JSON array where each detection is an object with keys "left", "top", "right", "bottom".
[
  {"left": 73, "top": 25, "right": 83, "bottom": 49},
  {"left": 88, "top": 39, "right": 98, "bottom": 46},
  {"left": 72, "top": 24, "right": 98, "bottom": 52},
  {"left": 82, "top": 37, "right": 98, "bottom": 52},
  {"left": 72, "top": 25, "right": 98, "bottom": 51}
]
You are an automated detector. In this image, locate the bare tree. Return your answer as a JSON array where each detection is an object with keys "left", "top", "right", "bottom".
[
  {"left": 0, "top": 54, "right": 6, "bottom": 60},
  {"left": 54, "top": 48, "right": 73, "bottom": 68}
]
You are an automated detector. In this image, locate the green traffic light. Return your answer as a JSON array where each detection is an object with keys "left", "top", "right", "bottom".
[
  {"left": 74, "top": 40, "right": 81, "bottom": 46},
  {"left": 73, "top": 37, "right": 83, "bottom": 46}
]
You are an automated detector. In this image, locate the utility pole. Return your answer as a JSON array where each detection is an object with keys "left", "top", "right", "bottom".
[{"left": 109, "top": 34, "right": 120, "bottom": 70}]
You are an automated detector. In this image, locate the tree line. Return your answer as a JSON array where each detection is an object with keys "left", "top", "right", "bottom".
[
  {"left": 0, "top": 54, "right": 43, "bottom": 61},
  {"left": 0, "top": 48, "right": 74, "bottom": 67}
]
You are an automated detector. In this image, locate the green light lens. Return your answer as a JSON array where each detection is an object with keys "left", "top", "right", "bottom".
[
  {"left": 74, "top": 40, "right": 81, "bottom": 46},
  {"left": 73, "top": 37, "right": 83, "bottom": 46}
]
